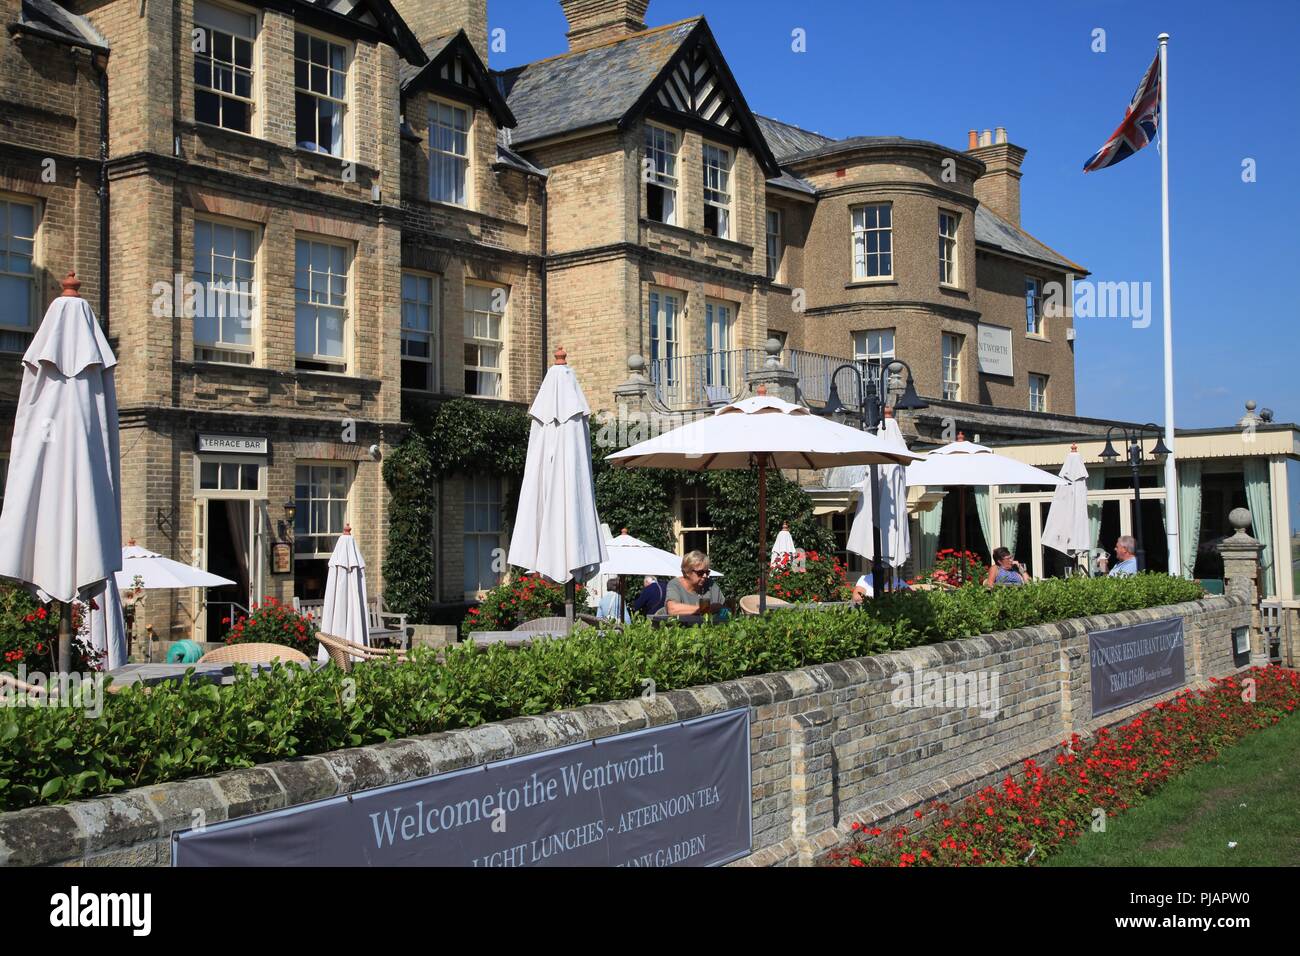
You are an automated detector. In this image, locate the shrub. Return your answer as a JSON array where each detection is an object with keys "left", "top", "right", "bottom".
[
  {"left": 769, "top": 550, "right": 851, "bottom": 603},
  {"left": 0, "top": 586, "right": 101, "bottom": 675},
  {"left": 0, "top": 574, "right": 1207, "bottom": 811},
  {"left": 463, "top": 575, "right": 589, "bottom": 634},
  {"left": 225, "top": 597, "right": 319, "bottom": 656}
]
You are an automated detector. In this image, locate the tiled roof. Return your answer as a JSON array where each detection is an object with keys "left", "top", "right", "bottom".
[
  {"left": 755, "top": 115, "right": 835, "bottom": 163},
  {"left": 497, "top": 19, "right": 700, "bottom": 147},
  {"left": 399, "top": 34, "right": 457, "bottom": 89},
  {"left": 974, "top": 206, "right": 1087, "bottom": 274},
  {"left": 767, "top": 169, "right": 816, "bottom": 196},
  {"left": 15, "top": 0, "right": 109, "bottom": 52}
]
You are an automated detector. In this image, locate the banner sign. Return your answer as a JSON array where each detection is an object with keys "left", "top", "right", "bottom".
[
  {"left": 174, "top": 709, "right": 752, "bottom": 867},
  {"left": 1088, "top": 618, "right": 1186, "bottom": 717},
  {"left": 977, "top": 324, "right": 1014, "bottom": 377}
]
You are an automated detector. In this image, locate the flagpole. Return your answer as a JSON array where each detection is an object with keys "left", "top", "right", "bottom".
[{"left": 1157, "top": 32, "right": 1181, "bottom": 576}]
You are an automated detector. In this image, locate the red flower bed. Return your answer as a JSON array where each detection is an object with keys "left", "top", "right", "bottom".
[
  {"left": 225, "top": 596, "right": 319, "bottom": 656},
  {"left": 827, "top": 667, "right": 1300, "bottom": 867},
  {"left": 769, "top": 550, "right": 851, "bottom": 603},
  {"left": 915, "top": 548, "right": 984, "bottom": 588}
]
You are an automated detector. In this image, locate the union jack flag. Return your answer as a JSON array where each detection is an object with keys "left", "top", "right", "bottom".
[{"left": 1082, "top": 51, "right": 1161, "bottom": 172}]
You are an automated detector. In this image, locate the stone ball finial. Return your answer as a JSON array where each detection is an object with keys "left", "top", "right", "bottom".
[
  {"left": 61, "top": 272, "right": 81, "bottom": 297},
  {"left": 627, "top": 353, "right": 646, "bottom": 373},
  {"left": 1228, "top": 507, "right": 1252, "bottom": 532},
  {"left": 1245, "top": 400, "right": 1257, "bottom": 413},
  {"left": 765, "top": 337, "right": 783, "bottom": 356}
]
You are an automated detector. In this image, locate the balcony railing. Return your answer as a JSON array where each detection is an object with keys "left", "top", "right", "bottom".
[{"left": 647, "top": 348, "right": 885, "bottom": 411}]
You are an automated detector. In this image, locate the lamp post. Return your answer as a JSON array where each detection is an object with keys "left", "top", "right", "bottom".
[
  {"left": 1098, "top": 423, "right": 1170, "bottom": 572},
  {"left": 816, "top": 359, "right": 928, "bottom": 598}
]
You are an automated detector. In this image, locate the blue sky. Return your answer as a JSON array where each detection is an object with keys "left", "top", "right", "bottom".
[{"left": 489, "top": 0, "right": 1300, "bottom": 526}]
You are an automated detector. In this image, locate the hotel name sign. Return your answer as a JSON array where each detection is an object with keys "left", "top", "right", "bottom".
[
  {"left": 196, "top": 434, "right": 268, "bottom": 455},
  {"left": 977, "top": 324, "right": 1014, "bottom": 378}
]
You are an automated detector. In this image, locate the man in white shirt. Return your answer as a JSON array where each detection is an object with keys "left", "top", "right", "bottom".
[{"left": 1107, "top": 535, "right": 1139, "bottom": 577}]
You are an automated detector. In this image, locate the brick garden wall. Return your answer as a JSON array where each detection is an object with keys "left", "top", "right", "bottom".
[{"left": 0, "top": 594, "right": 1253, "bottom": 867}]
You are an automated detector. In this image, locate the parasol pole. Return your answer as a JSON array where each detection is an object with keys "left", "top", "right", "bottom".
[
  {"left": 58, "top": 601, "right": 72, "bottom": 676},
  {"left": 758, "top": 452, "right": 769, "bottom": 615}
]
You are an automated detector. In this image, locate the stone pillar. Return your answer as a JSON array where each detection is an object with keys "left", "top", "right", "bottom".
[
  {"left": 1218, "top": 507, "right": 1265, "bottom": 663},
  {"left": 611, "top": 354, "right": 665, "bottom": 416},
  {"left": 789, "top": 708, "right": 835, "bottom": 866},
  {"left": 746, "top": 338, "right": 800, "bottom": 404}
]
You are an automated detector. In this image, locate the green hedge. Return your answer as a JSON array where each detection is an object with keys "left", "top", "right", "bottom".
[{"left": 0, "top": 575, "right": 1205, "bottom": 811}]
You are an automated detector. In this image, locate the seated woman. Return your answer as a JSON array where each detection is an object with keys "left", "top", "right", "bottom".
[
  {"left": 985, "top": 547, "right": 1030, "bottom": 587},
  {"left": 665, "top": 551, "right": 727, "bottom": 617}
]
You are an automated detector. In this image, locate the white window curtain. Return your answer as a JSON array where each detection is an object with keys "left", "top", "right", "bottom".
[
  {"left": 999, "top": 503, "right": 1019, "bottom": 558},
  {"left": 1242, "top": 459, "right": 1275, "bottom": 598},
  {"left": 1086, "top": 472, "right": 1105, "bottom": 558},
  {"left": 918, "top": 500, "right": 943, "bottom": 571},
  {"left": 1176, "top": 461, "right": 1202, "bottom": 579},
  {"left": 973, "top": 487, "right": 993, "bottom": 559}
]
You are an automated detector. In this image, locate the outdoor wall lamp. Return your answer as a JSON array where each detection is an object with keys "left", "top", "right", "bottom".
[
  {"left": 1098, "top": 422, "right": 1168, "bottom": 571},
  {"left": 816, "top": 358, "right": 928, "bottom": 600}
]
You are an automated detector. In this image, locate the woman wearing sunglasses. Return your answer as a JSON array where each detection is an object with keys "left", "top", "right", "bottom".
[{"left": 665, "top": 550, "right": 727, "bottom": 617}]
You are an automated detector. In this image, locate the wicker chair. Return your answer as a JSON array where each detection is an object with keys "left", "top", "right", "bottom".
[
  {"left": 315, "top": 631, "right": 409, "bottom": 673},
  {"left": 0, "top": 671, "right": 50, "bottom": 697},
  {"left": 512, "top": 616, "right": 571, "bottom": 634},
  {"left": 738, "top": 594, "right": 791, "bottom": 616},
  {"left": 198, "top": 643, "right": 311, "bottom": 666}
]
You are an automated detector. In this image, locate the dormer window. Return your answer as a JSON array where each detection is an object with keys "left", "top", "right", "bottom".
[
  {"left": 429, "top": 99, "right": 470, "bottom": 206},
  {"left": 644, "top": 124, "right": 678, "bottom": 225},
  {"left": 702, "top": 143, "right": 732, "bottom": 239},
  {"left": 295, "top": 31, "right": 348, "bottom": 156}
]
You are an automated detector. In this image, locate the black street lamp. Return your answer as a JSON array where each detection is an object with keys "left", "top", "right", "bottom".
[
  {"left": 816, "top": 359, "right": 927, "bottom": 599},
  {"left": 1098, "top": 422, "right": 1170, "bottom": 572}
]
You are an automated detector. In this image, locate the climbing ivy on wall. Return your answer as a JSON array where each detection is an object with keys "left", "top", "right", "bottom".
[{"left": 387, "top": 398, "right": 835, "bottom": 621}]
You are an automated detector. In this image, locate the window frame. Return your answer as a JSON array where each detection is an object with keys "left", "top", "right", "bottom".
[
  {"left": 294, "top": 235, "right": 352, "bottom": 373},
  {"left": 193, "top": 0, "right": 259, "bottom": 136},
  {"left": 401, "top": 270, "right": 440, "bottom": 393},
  {"left": 428, "top": 96, "right": 471, "bottom": 207},
  {"left": 942, "top": 332, "right": 962, "bottom": 402},
  {"left": 704, "top": 298, "right": 736, "bottom": 390},
  {"left": 193, "top": 454, "right": 264, "bottom": 499},
  {"left": 0, "top": 196, "right": 39, "bottom": 354},
  {"left": 938, "top": 209, "right": 960, "bottom": 287},
  {"left": 702, "top": 141, "right": 733, "bottom": 240},
  {"left": 851, "top": 203, "right": 893, "bottom": 281},
  {"left": 677, "top": 482, "right": 715, "bottom": 556},
  {"left": 1025, "top": 276, "right": 1045, "bottom": 337},
  {"left": 644, "top": 123, "right": 679, "bottom": 226},
  {"left": 193, "top": 214, "right": 259, "bottom": 366},
  {"left": 293, "top": 462, "right": 353, "bottom": 559},
  {"left": 647, "top": 287, "right": 681, "bottom": 386},
  {"left": 853, "top": 328, "right": 896, "bottom": 379},
  {"left": 1029, "top": 373, "right": 1048, "bottom": 413},
  {"left": 293, "top": 27, "right": 351, "bottom": 158},
  {"left": 463, "top": 281, "right": 507, "bottom": 399},
  {"left": 766, "top": 208, "right": 782, "bottom": 281},
  {"left": 463, "top": 473, "right": 503, "bottom": 598}
]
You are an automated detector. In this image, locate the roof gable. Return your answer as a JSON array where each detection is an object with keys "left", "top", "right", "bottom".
[
  {"left": 277, "top": 0, "right": 425, "bottom": 63},
  {"left": 499, "top": 18, "right": 779, "bottom": 174},
  {"left": 401, "top": 30, "right": 515, "bottom": 128}
]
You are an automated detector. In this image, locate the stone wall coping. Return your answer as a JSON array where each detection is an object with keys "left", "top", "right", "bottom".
[{"left": 0, "top": 595, "right": 1239, "bottom": 866}]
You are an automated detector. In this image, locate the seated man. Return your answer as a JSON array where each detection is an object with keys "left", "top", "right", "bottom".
[
  {"left": 665, "top": 551, "right": 726, "bottom": 617},
  {"left": 1106, "top": 535, "right": 1139, "bottom": 577},
  {"left": 851, "top": 569, "right": 908, "bottom": 602},
  {"left": 629, "top": 575, "right": 666, "bottom": 616}
]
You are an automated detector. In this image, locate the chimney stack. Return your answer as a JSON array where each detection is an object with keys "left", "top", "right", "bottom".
[
  {"left": 559, "top": 0, "right": 649, "bottom": 52},
  {"left": 966, "top": 125, "right": 1027, "bottom": 226},
  {"left": 391, "top": 0, "right": 489, "bottom": 63}
]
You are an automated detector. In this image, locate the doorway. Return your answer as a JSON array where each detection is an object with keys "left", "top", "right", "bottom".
[{"left": 193, "top": 497, "right": 268, "bottom": 641}]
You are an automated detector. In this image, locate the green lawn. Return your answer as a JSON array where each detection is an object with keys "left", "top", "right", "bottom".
[{"left": 1047, "top": 712, "right": 1300, "bottom": 867}]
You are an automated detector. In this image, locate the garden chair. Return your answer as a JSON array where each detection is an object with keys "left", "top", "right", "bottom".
[
  {"left": 512, "top": 616, "right": 571, "bottom": 634},
  {"left": 198, "top": 643, "right": 311, "bottom": 667},
  {"left": 0, "top": 671, "right": 49, "bottom": 698},
  {"left": 316, "top": 631, "right": 409, "bottom": 673},
  {"left": 371, "top": 595, "right": 411, "bottom": 648},
  {"left": 738, "top": 594, "right": 791, "bottom": 616}
]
